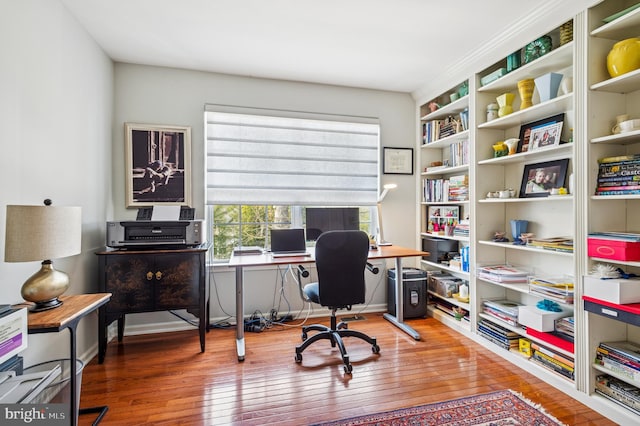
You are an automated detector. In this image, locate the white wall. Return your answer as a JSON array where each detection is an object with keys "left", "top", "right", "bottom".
[
  {"left": 0, "top": 0, "right": 113, "bottom": 365},
  {"left": 113, "top": 64, "right": 417, "bottom": 329}
]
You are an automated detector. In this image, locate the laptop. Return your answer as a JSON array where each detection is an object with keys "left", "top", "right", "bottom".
[{"left": 270, "top": 228, "right": 311, "bottom": 257}]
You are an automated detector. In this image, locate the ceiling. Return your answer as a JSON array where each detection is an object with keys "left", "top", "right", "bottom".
[{"left": 59, "top": 0, "right": 596, "bottom": 97}]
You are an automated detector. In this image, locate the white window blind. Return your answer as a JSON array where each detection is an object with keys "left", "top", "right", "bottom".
[{"left": 205, "top": 106, "right": 380, "bottom": 206}]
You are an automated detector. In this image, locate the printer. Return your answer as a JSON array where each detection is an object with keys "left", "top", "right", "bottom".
[{"left": 106, "top": 220, "right": 204, "bottom": 248}]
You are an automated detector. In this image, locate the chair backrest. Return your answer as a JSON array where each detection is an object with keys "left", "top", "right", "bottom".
[{"left": 314, "top": 230, "right": 370, "bottom": 308}]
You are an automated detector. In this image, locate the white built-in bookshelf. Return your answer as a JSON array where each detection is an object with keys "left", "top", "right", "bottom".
[{"left": 415, "top": 1, "right": 640, "bottom": 423}]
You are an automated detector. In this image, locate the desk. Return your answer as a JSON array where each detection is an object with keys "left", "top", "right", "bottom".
[
  {"left": 228, "top": 245, "right": 427, "bottom": 361},
  {"left": 17, "top": 293, "right": 112, "bottom": 426}
]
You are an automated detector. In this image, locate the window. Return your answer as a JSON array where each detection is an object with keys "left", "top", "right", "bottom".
[
  {"left": 208, "top": 205, "right": 374, "bottom": 261},
  {"left": 205, "top": 105, "right": 380, "bottom": 260}
]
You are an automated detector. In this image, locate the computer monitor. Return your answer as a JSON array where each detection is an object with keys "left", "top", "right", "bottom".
[{"left": 305, "top": 207, "right": 360, "bottom": 241}]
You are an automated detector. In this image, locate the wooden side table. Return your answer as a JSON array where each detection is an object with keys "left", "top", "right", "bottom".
[{"left": 17, "top": 293, "right": 112, "bottom": 426}]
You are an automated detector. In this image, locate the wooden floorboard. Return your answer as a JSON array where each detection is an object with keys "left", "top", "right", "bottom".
[{"left": 78, "top": 313, "right": 617, "bottom": 425}]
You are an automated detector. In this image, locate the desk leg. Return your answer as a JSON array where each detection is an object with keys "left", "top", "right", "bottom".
[
  {"left": 69, "top": 326, "right": 78, "bottom": 426},
  {"left": 382, "top": 257, "right": 421, "bottom": 340},
  {"left": 235, "top": 266, "right": 245, "bottom": 361}
]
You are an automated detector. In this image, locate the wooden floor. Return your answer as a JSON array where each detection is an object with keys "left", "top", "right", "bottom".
[{"left": 78, "top": 314, "right": 616, "bottom": 425}]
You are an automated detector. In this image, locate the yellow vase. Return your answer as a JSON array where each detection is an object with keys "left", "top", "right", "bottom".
[
  {"left": 607, "top": 37, "right": 640, "bottom": 78},
  {"left": 496, "top": 93, "right": 515, "bottom": 117},
  {"left": 517, "top": 79, "right": 535, "bottom": 110}
]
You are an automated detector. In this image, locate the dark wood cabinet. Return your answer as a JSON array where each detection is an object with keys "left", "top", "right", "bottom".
[{"left": 96, "top": 245, "right": 209, "bottom": 363}]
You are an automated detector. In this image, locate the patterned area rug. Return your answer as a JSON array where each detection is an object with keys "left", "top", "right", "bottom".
[{"left": 315, "top": 390, "right": 566, "bottom": 425}]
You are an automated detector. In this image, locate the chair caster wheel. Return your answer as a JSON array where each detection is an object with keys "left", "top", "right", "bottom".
[
  {"left": 301, "top": 332, "right": 307, "bottom": 341},
  {"left": 372, "top": 344, "right": 380, "bottom": 354},
  {"left": 295, "top": 353, "right": 302, "bottom": 363},
  {"left": 344, "top": 364, "right": 353, "bottom": 374}
]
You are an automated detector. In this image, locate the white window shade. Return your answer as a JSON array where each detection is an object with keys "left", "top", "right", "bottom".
[{"left": 205, "top": 108, "right": 380, "bottom": 205}]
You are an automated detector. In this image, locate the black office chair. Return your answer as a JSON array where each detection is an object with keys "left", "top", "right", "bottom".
[{"left": 294, "top": 230, "right": 380, "bottom": 374}]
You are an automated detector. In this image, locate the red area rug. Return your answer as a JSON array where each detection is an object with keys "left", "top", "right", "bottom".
[{"left": 315, "top": 390, "right": 565, "bottom": 425}]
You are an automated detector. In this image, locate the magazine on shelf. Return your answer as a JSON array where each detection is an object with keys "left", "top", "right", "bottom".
[{"left": 599, "top": 341, "right": 640, "bottom": 363}]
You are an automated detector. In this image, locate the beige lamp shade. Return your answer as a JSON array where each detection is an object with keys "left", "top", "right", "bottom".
[{"left": 5, "top": 205, "right": 82, "bottom": 262}]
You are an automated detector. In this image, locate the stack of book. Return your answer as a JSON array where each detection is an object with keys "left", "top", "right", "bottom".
[
  {"left": 482, "top": 299, "right": 522, "bottom": 326},
  {"left": 527, "top": 237, "right": 574, "bottom": 253},
  {"left": 528, "top": 276, "right": 574, "bottom": 304},
  {"left": 448, "top": 174, "right": 469, "bottom": 201},
  {"left": 478, "top": 318, "right": 519, "bottom": 350},
  {"left": 453, "top": 219, "right": 469, "bottom": 238},
  {"left": 477, "top": 264, "right": 529, "bottom": 284},
  {"left": 596, "top": 154, "right": 640, "bottom": 195},
  {"left": 422, "top": 119, "right": 444, "bottom": 144},
  {"left": 422, "top": 174, "right": 468, "bottom": 203},
  {"left": 595, "top": 374, "right": 640, "bottom": 414},
  {"left": 531, "top": 342, "right": 574, "bottom": 379},
  {"left": 596, "top": 341, "right": 640, "bottom": 383},
  {"left": 445, "top": 139, "right": 469, "bottom": 168}
]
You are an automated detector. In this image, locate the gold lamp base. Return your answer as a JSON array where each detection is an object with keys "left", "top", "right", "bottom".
[{"left": 21, "top": 260, "right": 70, "bottom": 312}]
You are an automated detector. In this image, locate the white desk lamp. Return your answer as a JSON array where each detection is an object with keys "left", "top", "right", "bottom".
[
  {"left": 376, "top": 183, "right": 397, "bottom": 246},
  {"left": 5, "top": 200, "right": 82, "bottom": 311}
]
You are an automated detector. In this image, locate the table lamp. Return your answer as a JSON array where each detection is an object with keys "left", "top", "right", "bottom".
[
  {"left": 4, "top": 200, "right": 82, "bottom": 311},
  {"left": 376, "top": 183, "right": 397, "bottom": 246}
]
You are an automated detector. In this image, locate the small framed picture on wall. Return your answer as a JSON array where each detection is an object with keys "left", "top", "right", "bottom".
[
  {"left": 125, "top": 123, "right": 192, "bottom": 208},
  {"left": 383, "top": 147, "right": 414, "bottom": 175}
]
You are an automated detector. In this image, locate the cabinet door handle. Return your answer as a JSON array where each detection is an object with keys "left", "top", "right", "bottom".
[
  {"left": 155, "top": 271, "right": 163, "bottom": 280},
  {"left": 146, "top": 271, "right": 154, "bottom": 281}
]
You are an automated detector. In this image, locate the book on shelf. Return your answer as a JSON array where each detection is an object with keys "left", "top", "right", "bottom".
[
  {"left": 597, "top": 348, "right": 640, "bottom": 372},
  {"left": 595, "top": 189, "right": 640, "bottom": 195},
  {"left": 596, "top": 353, "right": 640, "bottom": 382},
  {"left": 528, "top": 277, "right": 574, "bottom": 303},
  {"left": 531, "top": 351, "right": 574, "bottom": 379},
  {"left": 598, "top": 154, "right": 640, "bottom": 164},
  {"left": 598, "top": 341, "right": 640, "bottom": 367},
  {"left": 478, "top": 265, "right": 529, "bottom": 283},
  {"left": 588, "top": 232, "right": 640, "bottom": 242},
  {"left": 598, "top": 174, "right": 640, "bottom": 183},
  {"left": 595, "top": 375, "right": 640, "bottom": 415},
  {"left": 531, "top": 342, "right": 574, "bottom": 368},
  {"left": 596, "top": 374, "right": 640, "bottom": 405},
  {"left": 482, "top": 299, "right": 521, "bottom": 317}
]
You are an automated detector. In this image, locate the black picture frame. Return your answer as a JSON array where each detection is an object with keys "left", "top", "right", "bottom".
[
  {"left": 383, "top": 147, "right": 414, "bottom": 175},
  {"left": 517, "top": 113, "right": 565, "bottom": 153},
  {"left": 125, "top": 122, "right": 192, "bottom": 208},
  {"left": 519, "top": 158, "right": 569, "bottom": 198}
]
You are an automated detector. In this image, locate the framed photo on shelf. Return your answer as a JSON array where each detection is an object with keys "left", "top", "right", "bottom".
[
  {"left": 125, "top": 122, "right": 192, "bottom": 208},
  {"left": 427, "top": 205, "right": 460, "bottom": 226},
  {"left": 383, "top": 147, "right": 414, "bottom": 175},
  {"left": 519, "top": 158, "right": 569, "bottom": 198},
  {"left": 517, "top": 113, "right": 564, "bottom": 153}
]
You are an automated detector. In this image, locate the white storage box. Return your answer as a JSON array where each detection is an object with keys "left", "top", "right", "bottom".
[
  {"left": 583, "top": 275, "right": 640, "bottom": 304},
  {"left": 518, "top": 305, "right": 570, "bottom": 332}
]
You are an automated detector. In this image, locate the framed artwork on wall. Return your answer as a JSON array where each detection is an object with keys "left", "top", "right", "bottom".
[
  {"left": 125, "top": 123, "right": 192, "bottom": 208},
  {"left": 383, "top": 147, "right": 414, "bottom": 175}
]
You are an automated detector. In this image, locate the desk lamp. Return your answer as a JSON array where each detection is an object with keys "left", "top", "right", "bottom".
[
  {"left": 4, "top": 200, "right": 81, "bottom": 311},
  {"left": 376, "top": 183, "right": 397, "bottom": 246}
]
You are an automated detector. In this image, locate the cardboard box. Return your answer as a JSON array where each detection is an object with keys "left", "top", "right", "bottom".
[
  {"left": 518, "top": 305, "right": 570, "bottom": 332},
  {"left": 583, "top": 275, "right": 640, "bottom": 304},
  {"left": 587, "top": 237, "right": 640, "bottom": 261}
]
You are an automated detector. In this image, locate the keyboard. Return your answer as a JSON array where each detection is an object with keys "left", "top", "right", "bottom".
[{"left": 271, "top": 251, "right": 311, "bottom": 258}]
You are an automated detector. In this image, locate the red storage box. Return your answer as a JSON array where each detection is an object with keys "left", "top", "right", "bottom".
[{"left": 587, "top": 237, "right": 640, "bottom": 261}]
